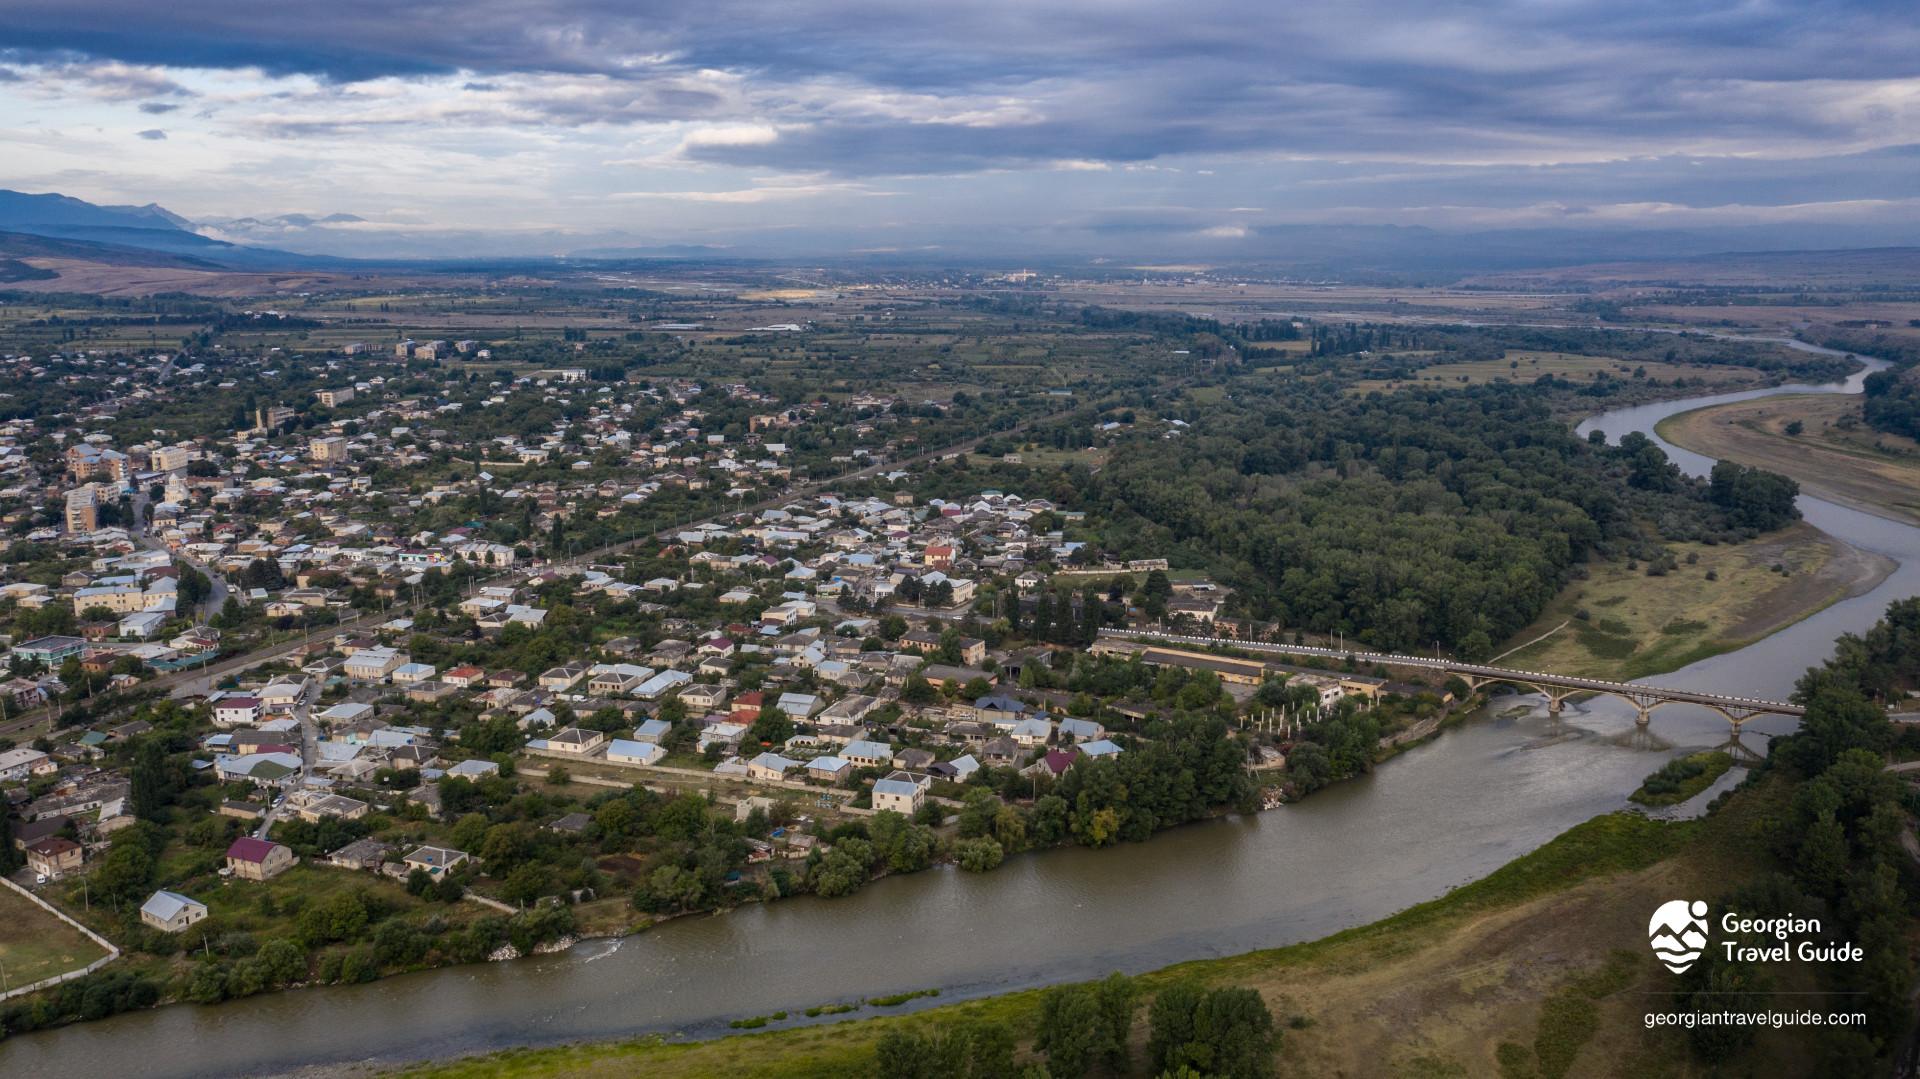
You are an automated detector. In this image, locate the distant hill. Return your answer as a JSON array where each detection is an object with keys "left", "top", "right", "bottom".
[
  {"left": 0, "top": 189, "right": 192, "bottom": 234},
  {"left": 0, "top": 190, "right": 351, "bottom": 270},
  {"left": 0, "top": 229, "right": 223, "bottom": 269}
]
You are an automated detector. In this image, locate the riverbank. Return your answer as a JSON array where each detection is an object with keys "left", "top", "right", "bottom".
[
  {"left": 387, "top": 774, "right": 1800, "bottom": 1079},
  {"left": 1498, "top": 520, "right": 1892, "bottom": 681},
  {"left": 1656, "top": 395, "right": 1920, "bottom": 527}
]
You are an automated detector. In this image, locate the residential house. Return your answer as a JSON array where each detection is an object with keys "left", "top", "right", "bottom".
[
  {"left": 871, "top": 771, "right": 928, "bottom": 815},
  {"left": 746, "top": 752, "right": 800, "bottom": 782},
  {"left": 139, "top": 890, "right": 209, "bottom": 933},
  {"left": 225, "top": 836, "right": 296, "bottom": 881},
  {"left": 402, "top": 845, "right": 469, "bottom": 877},
  {"left": 26, "top": 836, "right": 83, "bottom": 879}
]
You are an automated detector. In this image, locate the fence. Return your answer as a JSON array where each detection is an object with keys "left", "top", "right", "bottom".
[{"left": 0, "top": 876, "right": 120, "bottom": 1002}]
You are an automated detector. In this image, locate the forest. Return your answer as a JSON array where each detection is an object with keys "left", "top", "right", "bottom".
[
  {"left": 1673, "top": 597, "right": 1920, "bottom": 1066},
  {"left": 1073, "top": 378, "right": 1798, "bottom": 655}
]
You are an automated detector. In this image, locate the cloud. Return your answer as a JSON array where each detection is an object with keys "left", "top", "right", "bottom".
[
  {"left": 3, "top": 0, "right": 1919, "bottom": 247},
  {"left": 609, "top": 176, "right": 896, "bottom": 203},
  {"left": 136, "top": 127, "right": 165, "bottom": 139}
]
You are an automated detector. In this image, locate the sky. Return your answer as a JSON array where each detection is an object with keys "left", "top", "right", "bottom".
[{"left": 2, "top": 0, "right": 1918, "bottom": 258}]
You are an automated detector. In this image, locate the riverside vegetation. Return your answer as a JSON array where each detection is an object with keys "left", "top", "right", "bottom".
[{"left": 393, "top": 596, "right": 1920, "bottom": 1077}]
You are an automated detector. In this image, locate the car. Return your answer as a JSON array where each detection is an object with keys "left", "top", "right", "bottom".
[{"left": 34, "top": 874, "right": 48, "bottom": 885}]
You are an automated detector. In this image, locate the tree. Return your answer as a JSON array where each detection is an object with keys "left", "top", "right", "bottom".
[
  {"left": 1149, "top": 984, "right": 1279, "bottom": 1078},
  {"left": 748, "top": 705, "right": 793, "bottom": 747},
  {"left": 93, "top": 837, "right": 158, "bottom": 908},
  {"left": 956, "top": 837, "right": 1004, "bottom": 872},
  {"left": 901, "top": 675, "right": 938, "bottom": 705},
  {"left": 128, "top": 739, "right": 174, "bottom": 821},
  {"left": 1035, "top": 983, "right": 1106, "bottom": 1077}
]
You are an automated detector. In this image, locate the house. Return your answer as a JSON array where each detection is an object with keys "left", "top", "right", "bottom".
[
  {"left": 932, "top": 753, "right": 980, "bottom": 781},
  {"left": 218, "top": 800, "right": 266, "bottom": 821},
  {"left": 774, "top": 690, "right": 821, "bottom": 717},
  {"left": 842, "top": 739, "right": 892, "bottom": 769},
  {"left": 391, "top": 662, "right": 437, "bottom": 684},
  {"left": 446, "top": 758, "right": 501, "bottom": 779},
  {"left": 971, "top": 695, "right": 1030, "bottom": 727},
  {"left": 317, "top": 701, "right": 374, "bottom": 725},
  {"left": 542, "top": 727, "right": 606, "bottom": 756},
  {"left": 746, "top": 751, "right": 800, "bottom": 782},
  {"left": 893, "top": 747, "right": 936, "bottom": 771},
  {"left": 118, "top": 610, "right": 167, "bottom": 639},
  {"left": 678, "top": 684, "right": 727, "bottom": 711},
  {"left": 981, "top": 736, "right": 1022, "bottom": 766},
  {"left": 343, "top": 646, "right": 406, "bottom": 681},
  {"left": 25, "top": 836, "right": 84, "bottom": 879},
  {"left": 606, "top": 739, "right": 666, "bottom": 766},
  {"left": 636, "top": 669, "right": 693, "bottom": 699},
  {"left": 225, "top": 836, "right": 296, "bottom": 881},
  {"left": 442, "top": 666, "right": 487, "bottom": 688},
  {"left": 140, "top": 890, "right": 209, "bottom": 933},
  {"left": 402, "top": 845, "right": 469, "bottom": 877},
  {"left": 1058, "top": 717, "right": 1105, "bottom": 743},
  {"left": 212, "top": 696, "right": 262, "bottom": 728},
  {"left": 0, "top": 747, "right": 53, "bottom": 783},
  {"left": 1008, "top": 716, "right": 1054, "bottom": 748},
  {"left": 549, "top": 812, "right": 592, "bottom": 835},
  {"left": 871, "top": 771, "right": 927, "bottom": 815},
  {"left": 633, "top": 718, "right": 672, "bottom": 743},
  {"left": 289, "top": 791, "right": 370, "bottom": 823},
  {"left": 325, "top": 837, "right": 393, "bottom": 871},
  {"left": 1027, "top": 749, "right": 1077, "bottom": 779},
  {"left": 1078, "top": 738, "right": 1123, "bottom": 760},
  {"left": 538, "top": 666, "right": 586, "bottom": 690},
  {"left": 806, "top": 755, "right": 853, "bottom": 782},
  {"left": 588, "top": 664, "right": 653, "bottom": 696}
]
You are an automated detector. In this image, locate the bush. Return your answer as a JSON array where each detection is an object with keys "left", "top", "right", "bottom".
[{"left": 955, "top": 836, "right": 1005, "bottom": 872}]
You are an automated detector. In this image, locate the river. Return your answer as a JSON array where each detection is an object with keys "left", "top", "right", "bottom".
[{"left": 4, "top": 341, "right": 1910, "bottom": 1078}]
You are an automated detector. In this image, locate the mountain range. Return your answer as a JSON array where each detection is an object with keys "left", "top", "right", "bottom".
[{"left": 5, "top": 188, "right": 1920, "bottom": 285}]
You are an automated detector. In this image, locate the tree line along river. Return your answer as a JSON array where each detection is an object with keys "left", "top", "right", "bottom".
[{"left": 2, "top": 340, "right": 1907, "bottom": 1079}]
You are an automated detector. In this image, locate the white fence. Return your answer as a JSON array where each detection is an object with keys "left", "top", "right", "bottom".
[{"left": 0, "top": 876, "right": 120, "bottom": 1002}]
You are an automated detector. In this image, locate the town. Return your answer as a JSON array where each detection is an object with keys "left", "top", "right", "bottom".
[{"left": 0, "top": 305, "right": 1464, "bottom": 1030}]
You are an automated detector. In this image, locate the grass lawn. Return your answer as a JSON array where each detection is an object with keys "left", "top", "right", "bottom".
[
  {"left": 1498, "top": 521, "right": 1889, "bottom": 680},
  {"left": 0, "top": 884, "right": 110, "bottom": 990},
  {"left": 392, "top": 782, "right": 1808, "bottom": 1079}
]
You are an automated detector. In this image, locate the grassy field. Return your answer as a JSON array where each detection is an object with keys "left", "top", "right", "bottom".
[
  {"left": 1499, "top": 521, "right": 1891, "bottom": 680},
  {"left": 1352, "top": 351, "right": 1761, "bottom": 396},
  {"left": 1656, "top": 394, "right": 1920, "bottom": 526},
  {"left": 0, "top": 883, "right": 111, "bottom": 991},
  {"left": 393, "top": 779, "right": 1817, "bottom": 1079}
]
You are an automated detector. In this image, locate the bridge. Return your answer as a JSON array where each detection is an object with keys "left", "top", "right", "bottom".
[{"left": 1098, "top": 629, "right": 1805, "bottom": 733}]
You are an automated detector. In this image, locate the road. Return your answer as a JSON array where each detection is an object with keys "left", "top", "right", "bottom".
[
  {"left": 131, "top": 487, "right": 229, "bottom": 623},
  {"left": 255, "top": 681, "right": 320, "bottom": 838}
]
